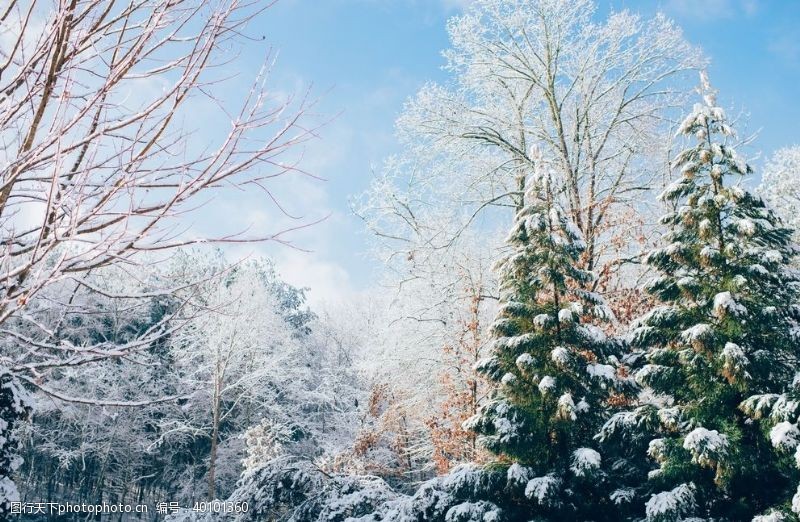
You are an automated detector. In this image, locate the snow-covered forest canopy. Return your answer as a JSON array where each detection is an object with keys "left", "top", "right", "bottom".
[{"left": 2, "top": 0, "right": 800, "bottom": 521}]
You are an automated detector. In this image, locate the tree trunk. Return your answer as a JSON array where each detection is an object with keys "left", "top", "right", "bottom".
[{"left": 208, "top": 383, "right": 221, "bottom": 500}]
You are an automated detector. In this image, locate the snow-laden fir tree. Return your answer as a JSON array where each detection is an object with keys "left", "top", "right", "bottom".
[
  {"left": 0, "top": 369, "right": 32, "bottom": 517},
  {"left": 605, "top": 73, "right": 800, "bottom": 521},
  {"left": 460, "top": 163, "right": 632, "bottom": 520}
]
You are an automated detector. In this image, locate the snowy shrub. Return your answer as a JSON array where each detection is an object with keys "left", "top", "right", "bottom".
[
  {"left": 241, "top": 420, "right": 296, "bottom": 473},
  {"left": 680, "top": 324, "right": 713, "bottom": 349}
]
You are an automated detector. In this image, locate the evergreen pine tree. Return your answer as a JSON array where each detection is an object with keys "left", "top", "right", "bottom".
[
  {"left": 0, "top": 370, "right": 32, "bottom": 517},
  {"left": 607, "top": 73, "right": 800, "bottom": 521},
  {"left": 462, "top": 165, "right": 632, "bottom": 520}
]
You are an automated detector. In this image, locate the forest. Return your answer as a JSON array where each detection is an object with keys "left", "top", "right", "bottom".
[{"left": 2, "top": 0, "right": 800, "bottom": 520}]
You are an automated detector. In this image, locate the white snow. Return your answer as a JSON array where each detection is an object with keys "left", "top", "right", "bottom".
[
  {"left": 720, "top": 342, "right": 750, "bottom": 380},
  {"left": 610, "top": 488, "right": 635, "bottom": 505},
  {"left": 587, "top": 363, "right": 616, "bottom": 383},
  {"left": 597, "top": 411, "right": 639, "bottom": 442},
  {"left": 633, "top": 364, "right": 667, "bottom": 386},
  {"left": 533, "top": 313, "right": 553, "bottom": 329},
  {"left": 683, "top": 427, "right": 729, "bottom": 467},
  {"left": 579, "top": 324, "right": 608, "bottom": 343},
  {"left": 665, "top": 241, "right": 683, "bottom": 256},
  {"left": 558, "top": 308, "right": 574, "bottom": 323},
  {"left": 771, "top": 396, "right": 800, "bottom": 421},
  {"left": 570, "top": 448, "right": 601, "bottom": 477},
  {"left": 500, "top": 372, "right": 517, "bottom": 386},
  {"left": 444, "top": 501, "right": 502, "bottom": 522},
  {"left": 0, "top": 476, "right": 21, "bottom": 506},
  {"left": 538, "top": 376, "right": 556, "bottom": 394},
  {"left": 506, "top": 333, "right": 537, "bottom": 350},
  {"left": 647, "top": 438, "right": 666, "bottom": 462},
  {"left": 506, "top": 463, "right": 533, "bottom": 488},
  {"left": 657, "top": 407, "right": 681, "bottom": 431},
  {"left": 713, "top": 291, "right": 747, "bottom": 318},
  {"left": 524, "top": 474, "right": 561, "bottom": 505},
  {"left": 515, "top": 353, "right": 534, "bottom": 371},
  {"left": 645, "top": 483, "right": 696, "bottom": 521},
  {"left": 556, "top": 393, "right": 576, "bottom": 421},
  {"left": 564, "top": 218, "right": 585, "bottom": 244},
  {"left": 551, "top": 346, "right": 570, "bottom": 367},
  {"left": 680, "top": 323, "right": 713, "bottom": 346},
  {"left": 753, "top": 511, "right": 787, "bottom": 522},
  {"left": 569, "top": 302, "right": 585, "bottom": 315},
  {"left": 700, "top": 245, "right": 719, "bottom": 261},
  {"left": 770, "top": 422, "right": 800, "bottom": 451},
  {"left": 740, "top": 393, "right": 800, "bottom": 421}
]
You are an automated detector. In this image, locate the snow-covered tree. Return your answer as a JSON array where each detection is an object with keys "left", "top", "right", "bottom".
[
  {"left": 0, "top": 0, "right": 317, "bottom": 507},
  {"left": 163, "top": 262, "right": 312, "bottom": 500},
  {"left": 455, "top": 163, "right": 631, "bottom": 519},
  {"left": 610, "top": 74, "right": 800, "bottom": 520},
  {"left": 355, "top": 0, "right": 702, "bottom": 296},
  {"left": 7, "top": 261, "right": 186, "bottom": 509},
  {"left": 0, "top": 0, "right": 316, "bottom": 376},
  {"left": 757, "top": 146, "right": 800, "bottom": 236},
  {"left": 0, "top": 370, "right": 31, "bottom": 517},
  {"left": 12, "top": 252, "right": 364, "bottom": 510},
  {"left": 427, "top": 280, "right": 491, "bottom": 475}
]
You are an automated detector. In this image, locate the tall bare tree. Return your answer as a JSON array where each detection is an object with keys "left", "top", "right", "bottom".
[
  {"left": 0, "top": 0, "right": 316, "bottom": 387},
  {"left": 0, "top": 1, "right": 317, "bottom": 509}
]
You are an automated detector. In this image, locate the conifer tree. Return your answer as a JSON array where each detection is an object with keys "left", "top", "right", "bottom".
[
  {"left": 0, "top": 370, "right": 32, "bottom": 517},
  {"left": 606, "top": 74, "right": 800, "bottom": 521},
  {"left": 462, "top": 165, "right": 631, "bottom": 520}
]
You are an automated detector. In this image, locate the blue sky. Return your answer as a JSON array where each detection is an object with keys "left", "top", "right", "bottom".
[{"left": 208, "top": 0, "right": 800, "bottom": 304}]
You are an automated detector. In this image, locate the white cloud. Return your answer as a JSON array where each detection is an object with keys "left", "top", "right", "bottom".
[{"left": 273, "top": 248, "right": 354, "bottom": 307}]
